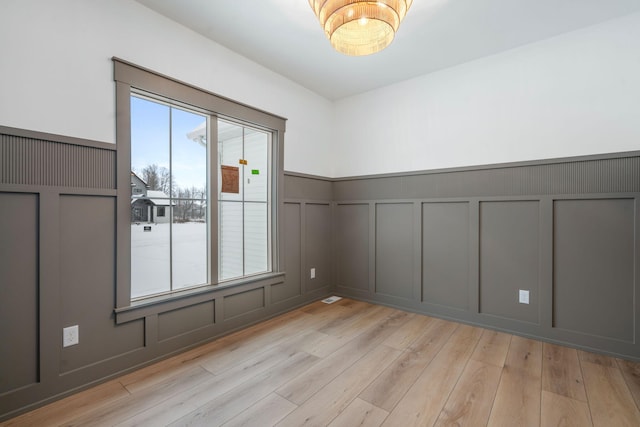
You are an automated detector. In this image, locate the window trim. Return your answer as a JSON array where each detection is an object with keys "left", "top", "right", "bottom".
[{"left": 114, "top": 58, "right": 286, "bottom": 313}]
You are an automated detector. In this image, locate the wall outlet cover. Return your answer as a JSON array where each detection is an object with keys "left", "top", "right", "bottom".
[
  {"left": 63, "top": 325, "right": 79, "bottom": 347},
  {"left": 310, "top": 268, "right": 316, "bottom": 279},
  {"left": 519, "top": 290, "right": 530, "bottom": 304}
]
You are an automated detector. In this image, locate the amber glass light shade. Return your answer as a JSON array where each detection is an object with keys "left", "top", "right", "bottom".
[{"left": 309, "top": 0, "right": 413, "bottom": 56}]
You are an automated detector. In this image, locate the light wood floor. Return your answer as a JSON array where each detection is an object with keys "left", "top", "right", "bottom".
[{"left": 4, "top": 298, "right": 640, "bottom": 427}]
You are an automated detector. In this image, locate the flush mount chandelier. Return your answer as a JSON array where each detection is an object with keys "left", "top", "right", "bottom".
[{"left": 309, "top": 0, "right": 413, "bottom": 56}]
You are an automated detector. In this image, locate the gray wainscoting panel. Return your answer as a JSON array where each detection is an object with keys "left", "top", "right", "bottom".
[
  {"left": 0, "top": 193, "right": 39, "bottom": 394},
  {"left": 375, "top": 203, "right": 414, "bottom": 299},
  {"left": 334, "top": 176, "right": 404, "bottom": 201},
  {"left": 553, "top": 199, "right": 635, "bottom": 342},
  {"left": 422, "top": 202, "right": 470, "bottom": 309},
  {"left": 305, "top": 203, "right": 332, "bottom": 291},
  {"left": 5, "top": 121, "right": 640, "bottom": 422},
  {"left": 59, "top": 195, "right": 144, "bottom": 373},
  {"left": 331, "top": 151, "right": 640, "bottom": 361},
  {"left": 284, "top": 174, "right": 332, "bottom": 201},
  {"left": 272, "top": 203, "right": 302, "bottom": 303},
  {"left": 224, "top": 288, "right": 265, "bottom": 320},
  {"left": 158, "top": 301, "right": 215, "bottom": 342},
  {"left": 479, "top": 201, "right": 540, "bottom": 324},
  {"left": 334, "top": 155, "right": 640, "bottom": 200},
  {"left": 0, "top": 133, "right": 115, "bottom": 189},
  {"left": 336, "top": 204, "right": 369, "bottom": 291}
]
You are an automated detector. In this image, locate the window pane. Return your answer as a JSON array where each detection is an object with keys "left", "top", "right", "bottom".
[
  {"left": 131, "top": 96, "right": 171, "bottom": 194},
  {"left": 218, "top": 120, "right": 243, "bottom": 201},
  {"left": 172, "top": 108, "right": 208, "bottom": 289},
  {"left": 244, "top": 202, "right": 269, "bottom": 275},
  {"left": 218, "top": 120, "right": 271, "bottom": 282},
  {"left": 131, "top": 96, "right": 171, "bottom": 298},
  {"left": 244, "top": 129, "right": 269, "bottom": 202},
  {"left": 173, "top": 109, "right": 207, "bottom": 192},
  {"left": 220, "top": 201, "right": 243, "bottom": 280},
  {"left": 131, "top": 96, "right": 210, "bottom": 298}
]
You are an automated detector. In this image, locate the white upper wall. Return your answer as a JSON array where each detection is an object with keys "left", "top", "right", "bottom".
[
  {"left": 333, "top": 12, "right": 640, "bottom": 177},
  {"left": 1, "top": 2, "right": 639, "bottom": 179},
  {"left": 0, "top": 0, "right": 334, "bottom": 177}
]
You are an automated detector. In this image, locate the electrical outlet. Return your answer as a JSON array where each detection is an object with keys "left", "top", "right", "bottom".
[
  {"left": 63, "top": 325, "right": 79, "bottom": 347},
  {"left": 310, "top": 268, "right": 316, "bottom": 279},
  {"left": 519, "top": 290, "right": 530, "bottom": 305}
]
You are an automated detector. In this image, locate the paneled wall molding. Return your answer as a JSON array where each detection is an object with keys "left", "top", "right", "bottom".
[
  {"left": 1, "top": 126, "right": 116, "bottom": 189},
  {"left": 333, "top": 151, "right": 640, "bottom": 200},
  {"left": 332, "top": 154, "right": 640, "bottom": 362},
  {"left": 2, "top": 124, "right": 639, "bottom": 421},
  {"left": 114, "top": 272, "right": 286, "bottom": 324},
  {"left": 332, "top": 150, "right": 640, "bottom": 181},
  {"left": 328, "top": 147, "right": 640, "bottom": 361}
]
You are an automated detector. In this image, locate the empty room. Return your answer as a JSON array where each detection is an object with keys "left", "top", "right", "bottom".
[{"left": 2, "top": 0, "right": 640, "bottom": 425}]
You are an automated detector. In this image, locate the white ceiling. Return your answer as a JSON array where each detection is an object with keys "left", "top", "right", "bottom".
[{"left": 136, "top": 0, "right": 640, "bottom": 100}]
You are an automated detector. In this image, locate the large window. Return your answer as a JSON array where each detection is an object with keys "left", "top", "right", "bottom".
[
  {"left": 114, "top": 59, "right": 284, "bottom": 312},
  {"left": 129, "top": 94, "right": 274, "bottom": 300}
]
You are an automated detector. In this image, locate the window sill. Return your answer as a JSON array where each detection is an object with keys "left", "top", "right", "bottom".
[{"left": 114, "top": 272, "right": 285, "bottom": 324}]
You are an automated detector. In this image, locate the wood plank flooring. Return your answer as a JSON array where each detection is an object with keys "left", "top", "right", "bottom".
[{"left": 4, "top": 298, "right": 640, "bottom": 427}]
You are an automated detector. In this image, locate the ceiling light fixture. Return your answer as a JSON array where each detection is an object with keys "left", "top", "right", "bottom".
[{"left": 309, "top": 0, "right": 413, "bottom": 56}]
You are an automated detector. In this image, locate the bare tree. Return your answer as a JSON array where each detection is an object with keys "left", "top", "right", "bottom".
[
  {"left": 159, "top": 168, "right": 173, "bottom": 195},
  {"left": 142, "top": 164, "right": 173, "bottom": 195},
  {"left": 173, "top": 186, "right": 206, "bottom": 222}
]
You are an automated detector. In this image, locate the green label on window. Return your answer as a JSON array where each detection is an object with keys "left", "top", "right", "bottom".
[{"left": 251, "top": 169, "right": 260, "bottom": 175}]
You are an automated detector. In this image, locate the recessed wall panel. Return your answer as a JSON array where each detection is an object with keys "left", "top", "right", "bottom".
[
  {"left": 0, "top": 193, "right": 38, "bottom": 393},
  {"left": 272, "top": 203, "right": 301, "bottom": 303},
  {"left": 423, "top": 202, "right": 469, "bottom": 309},
  {"left": 224, "top": 288, "right": 265, "bottom": 320},
  {"left": 375, "top": 203, "right": 413, "bottom": 299},
  {"left": 305, "top": 203, "right": 331, "bottom": 291},
  {"left": 553, "top": 199, "right": 634, "bottom": 341},
  {"left": 60, "top": 195, "right": 144, "bottom": 373},
  {"left": 158, "top": 301, "right": 215, "bottom": 341},
  {"left": 336, "top": 204, "right": 369, "bottom": 291},
  {"left": 284, "top": 175, "right": 332, "bottom": 201},
  {"left": 480, "top": 201, "right": 539, "bottom": 323}
]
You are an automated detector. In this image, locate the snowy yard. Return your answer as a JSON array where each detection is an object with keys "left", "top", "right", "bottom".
[{"left": 131, "top": 222, "right": 207, "bottom": 298}]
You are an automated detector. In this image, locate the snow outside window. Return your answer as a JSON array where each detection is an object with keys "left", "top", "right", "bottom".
[{"left": 130, "top": 95, "right": 208, "bottom": 299}]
